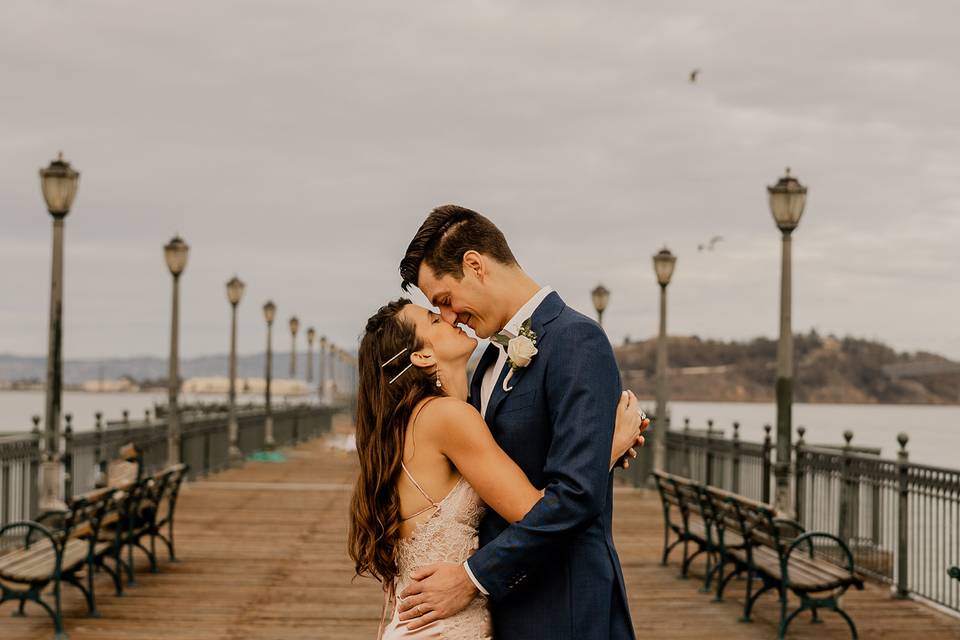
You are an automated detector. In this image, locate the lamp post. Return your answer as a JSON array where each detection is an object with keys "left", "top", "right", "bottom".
[
  {"left": 651, "top": 248, "right": 677, "bottom": 481},
  {"left": 318, "top": 335, "right": 327, "bottom": 402},
  {"left": 591, "top": 284, "right": 610, "bottom": 327},
  {"left": 38, "top": 153, "right": 80, "bottom": 511},
  {"left": 768, "top": 168, "right": 808, "bottom": 514},
  {"left": 289, "top": 316, "right": 300, "bottom": 378},
  {"left": 226, "top": 276, "right": 245, "bottom": 465},
  {"left": 306, "top": 327, "right": 316, "bottom": 383},
  {"left": 331, "top": 345, "right": 340, "bottom": 396},
  {"left": 263, "top": 301, "right": 277, "bottom": 450},
  {"left": 164, "top": 235, "right": 189, "bottom": 467}
]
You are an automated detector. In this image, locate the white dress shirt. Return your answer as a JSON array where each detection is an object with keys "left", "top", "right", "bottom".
[{"left": 465, "top": 285, "right": 553, "bottom": 596}]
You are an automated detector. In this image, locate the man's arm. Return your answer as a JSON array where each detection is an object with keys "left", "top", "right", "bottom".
[{"left": 466, "top": 320, "right": 620, "bottom": 600}]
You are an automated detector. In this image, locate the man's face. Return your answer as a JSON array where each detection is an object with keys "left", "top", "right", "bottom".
[{"left": 417, "top": 262, "right": 501, "bottom": 339}]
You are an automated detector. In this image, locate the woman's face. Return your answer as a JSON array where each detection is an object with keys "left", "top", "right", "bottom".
[{"left": 400, "top": 304, "right": 478, "bottom": 364}]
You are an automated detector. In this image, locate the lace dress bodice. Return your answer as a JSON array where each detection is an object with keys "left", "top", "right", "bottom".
[{"left": 381, "top": 468, "right": 491, "bottom": 640}]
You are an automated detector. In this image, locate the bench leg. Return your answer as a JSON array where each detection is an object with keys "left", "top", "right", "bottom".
[
  {"left": 716, "top": 563, "right": 740, "bottom": 602},
  {"left": 833, "top": 605, "right": 859, "bottom": 640},
  {"left": 62, "top": 572, "right": 97, "bottom": 618},
  {"left": 98, "top": 555, "right": 124, "bottom": 597},
  {"left": 134, "top": 540, "right": 158, "bottom": 573},
  {"left": 778, "top": 603, "right": 805, "bottom": 639},
  {"left": 740, "top": 574, "right": 775, "bottom": 622}
]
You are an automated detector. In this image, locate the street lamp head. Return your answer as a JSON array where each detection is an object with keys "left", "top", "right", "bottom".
[
  {"left": 591, "top": 284, "right": 610, "bottom": 315},
  {"left": 39, "top": 152, "right": 80, "bottom": 218},
  {"left": 263, "top": 300, "right": 276, "bottom": 325},
  {"left": 289, "top": 316, "right": 300, "bottom": 335},
  {"left": 163, "top": 235, "right": 189, "bottom": 277},
  {"left": 307, "top": 327, "right": 316, "bottom": 344},
  {"left": 653, "top": 247, "right": 677, "bottom": 287},
  {"left": 226, "top": 276, "right": 245, "bottom": 306},
  {"left": 767, "top": 167, "right": 808, "bottom": 233}
]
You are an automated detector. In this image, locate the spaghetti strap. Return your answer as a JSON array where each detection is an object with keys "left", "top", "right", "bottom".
[{"left": 399, "top": 396, "right": 444, "bottom": 522}]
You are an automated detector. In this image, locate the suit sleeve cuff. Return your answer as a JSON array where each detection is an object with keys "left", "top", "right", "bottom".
[{"left": 463, "top": 559, "right": 489, "bottom": 596}]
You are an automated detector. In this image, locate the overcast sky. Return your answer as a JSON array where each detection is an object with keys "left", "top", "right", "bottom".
[{"left": 1, "top": 1, "right": 958, "bottom": 362}]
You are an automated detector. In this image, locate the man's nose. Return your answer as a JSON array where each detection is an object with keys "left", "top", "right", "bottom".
[{"left": 439, "top": 308, "right": 459, "bottom": 325}]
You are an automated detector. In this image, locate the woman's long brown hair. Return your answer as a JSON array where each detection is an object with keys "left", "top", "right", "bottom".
[{"left": 348, "top": 298, "right": 444, "bottom": 586}]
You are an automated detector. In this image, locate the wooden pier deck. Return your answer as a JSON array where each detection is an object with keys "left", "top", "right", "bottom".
[{"left": 5, "top": 421, "right": 959, "bottom": 639}]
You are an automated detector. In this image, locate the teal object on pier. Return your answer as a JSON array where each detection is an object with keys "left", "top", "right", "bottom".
[{"left": 247, "top": 451, "right": 286, "bottom": 462}]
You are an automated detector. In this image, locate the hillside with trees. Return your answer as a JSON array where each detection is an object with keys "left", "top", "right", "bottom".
[{"left": 615, "top": 331, "right": 960, "bottom": 405}]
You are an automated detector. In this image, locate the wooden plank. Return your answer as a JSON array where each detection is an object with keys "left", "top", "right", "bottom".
[{"left": 3, "top": 429, "right": 959, "bottom": 639}]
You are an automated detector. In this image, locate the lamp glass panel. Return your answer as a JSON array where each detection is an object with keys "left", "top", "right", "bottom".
[{"left": 164, "top": 241, "right": 189, "bottom": 275}]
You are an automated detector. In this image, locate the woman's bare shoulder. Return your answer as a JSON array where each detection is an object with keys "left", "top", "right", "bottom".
[{"left": 417, "top": 396, "right": 485, "bottom": 438}]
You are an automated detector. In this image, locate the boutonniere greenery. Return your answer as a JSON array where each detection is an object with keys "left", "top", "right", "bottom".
[{"left": 490, "top": 319, "right": 538, "bottom": 392}]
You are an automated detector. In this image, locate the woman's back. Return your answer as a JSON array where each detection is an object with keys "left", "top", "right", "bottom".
[{"left": 382, "top": 398, "right": 491, "bottom": 639}]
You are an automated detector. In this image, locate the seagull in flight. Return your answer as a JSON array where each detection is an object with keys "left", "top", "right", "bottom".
[
  {"left": 698, "top": 236, "right": 724, "bottom": 252},
  {"left": 689, "top": 68, "right": 700, "bottom": 83}
]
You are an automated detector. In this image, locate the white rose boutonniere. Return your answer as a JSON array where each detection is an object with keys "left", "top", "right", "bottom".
[{"left": 491, "top": 319, "right": 538, "bottom": 392}]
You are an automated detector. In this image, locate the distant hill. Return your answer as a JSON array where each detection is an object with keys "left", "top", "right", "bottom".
[
  {"left": 615, "top": 332, "right": 960, "bottom": 405},
  {"left": 0, "top": 352, "right": 329, "bottom": 386}
]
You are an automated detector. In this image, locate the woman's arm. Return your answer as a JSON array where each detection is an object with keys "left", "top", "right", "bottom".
[{"left": 421, "top": 393, "right": 643, "bottom": 524}]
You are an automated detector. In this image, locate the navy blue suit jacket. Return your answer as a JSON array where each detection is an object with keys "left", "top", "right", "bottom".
[{"left": 465, "top": 292, "right": 634, "bottom": 640}]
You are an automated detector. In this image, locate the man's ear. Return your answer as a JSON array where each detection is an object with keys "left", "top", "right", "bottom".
[
  {"left": 462, "top": 250, "right": 485, "bottom": 281},
  {"left": 410, "top": 348, "right": 436, "bottom": 371}
]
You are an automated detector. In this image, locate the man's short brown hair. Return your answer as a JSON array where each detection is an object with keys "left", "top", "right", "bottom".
[{"left": 399, "top": 205, "right": 518, "bottom": 292}]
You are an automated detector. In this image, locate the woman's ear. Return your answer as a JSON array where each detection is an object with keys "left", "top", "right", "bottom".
[{"left": 410, "top": 348, "right": 435, "bottom": 371}]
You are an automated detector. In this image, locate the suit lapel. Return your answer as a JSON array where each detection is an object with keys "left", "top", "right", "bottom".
[
  {"left": 470, "top": 342, "right": 499, "bottom": 412},
  {"left": 484, "top": 291, "right": 566, "bottom": 422}
]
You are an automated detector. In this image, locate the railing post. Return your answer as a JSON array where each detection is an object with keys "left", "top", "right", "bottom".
[
  {"left": 896, "top": 432, "right": 910, "bottom": 599},
  {"left": 30, "top": 416, "right": 41, "bottom": 519},
  {"left": 839, "top": 430, "right": 856, "bottom": 544},
  {"left": 94, "top": 411, "right": 106, "bottom": 488},
  {"left": 63, "top": 413, "right": 74, "bottom": 503},
  {"left": 682, "top": 418, "right": 691, "bottom": 479},
  {"left": 705, "top": 419, "right": 715, "bottom": 486},
  {"left": 731, "top": 421, "right": 741, "bottom": 494},
  {"left": 794, "top": 426, "right": 806, "bottom": 526},
  {"left": 761, "top": 424, "right": 773, "bottom": 504}
]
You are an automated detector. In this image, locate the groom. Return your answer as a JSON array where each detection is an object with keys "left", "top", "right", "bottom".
[{"left": 395, "top": 205, "right": 636, "bottom": 639}]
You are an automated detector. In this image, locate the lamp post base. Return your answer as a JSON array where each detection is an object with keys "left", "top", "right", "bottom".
[
  {"left": 264, "top": 416, "right": 276, "bottom": 451},
  {"left": 228, "top": 444, "right": 244, "bottom": 467},
  {"left": 38, "top": 459, "right": 67, "bottom": 512}
]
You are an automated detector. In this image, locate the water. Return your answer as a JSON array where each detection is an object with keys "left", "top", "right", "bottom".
[
  {"left": 652, "top": 400, "right": 960, "bottom": 470},
  {"left": 0, "top": 390, "right": 311, "bottom": 433},
  {"left": 2, "top": 391, "right": 957, "bottom": 469}
]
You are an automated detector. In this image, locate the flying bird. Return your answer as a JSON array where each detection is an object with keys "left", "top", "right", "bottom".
[
  {"left": 689, "top": 68, "right": 700, "bottom": 83},
  {"left": 697, "top": 236, "right": 724, "bottom": 252}
]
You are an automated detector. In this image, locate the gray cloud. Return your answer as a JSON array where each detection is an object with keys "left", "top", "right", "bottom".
[{"left": 0, "top": 0, "right": 957, "bottom": 360}]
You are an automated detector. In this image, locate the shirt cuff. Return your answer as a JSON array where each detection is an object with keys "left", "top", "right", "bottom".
[{"left": 463, "top": 559, "right": 489, "bottom": 596}]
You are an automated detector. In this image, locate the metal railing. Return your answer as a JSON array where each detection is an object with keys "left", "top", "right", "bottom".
[
  {"left": 665, "top": 419, "right": 960, "bottom": 614},
  {"left": 0, "top": 403, "right": 341, "bottom": 529},
  {"left": 665, "top": 418, "right": 773, "bottom": 504}
]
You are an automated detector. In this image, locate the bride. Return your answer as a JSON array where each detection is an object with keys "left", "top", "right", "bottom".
[{"left": 348, "top": 298, "right": 646, "bottom": 639}]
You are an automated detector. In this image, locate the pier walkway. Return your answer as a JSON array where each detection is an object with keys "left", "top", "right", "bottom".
[{"left": 5, "top": 420, "right": 959, "bottom": 639}]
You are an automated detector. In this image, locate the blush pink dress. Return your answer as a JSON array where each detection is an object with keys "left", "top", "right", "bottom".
[{"left": 379, "top": 463, "right": 492, "bottom": 640}]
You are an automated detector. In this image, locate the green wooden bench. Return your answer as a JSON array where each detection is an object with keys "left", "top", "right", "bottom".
[
  {"left": 0, "top": 491, "right": 118, "bottom": 639},
  {"left": 652, "top": 470, "right": 865, "bottom": 639}
]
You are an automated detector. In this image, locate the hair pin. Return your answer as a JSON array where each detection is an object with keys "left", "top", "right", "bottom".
[
  {"left": 388, "top": 363, "right": 414, "bottom": 385},
  {"left": 380, "top": 347, "right": 408, "bottom": 369}
]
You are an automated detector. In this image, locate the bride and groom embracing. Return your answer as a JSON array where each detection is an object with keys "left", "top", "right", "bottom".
[{"left": 349, "top": 205, "right": 648, "bottom": 640}]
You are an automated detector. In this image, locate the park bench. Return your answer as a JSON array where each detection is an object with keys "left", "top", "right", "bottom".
[
  {"left": 652, "top": 470, "right": 865, "bottom": 639},
  {"left": 652, "top": 471, "right": 718, "bottom": 590},
  {"left": 0, "top": 490, "right": 120, "bottom": 638},
  {"left": 0, "top": 443, "right": 188, "bottom": 638}
]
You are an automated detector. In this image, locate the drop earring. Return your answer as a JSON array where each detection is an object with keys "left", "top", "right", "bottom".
[{"left": 436, "top": 367, "right": 442, "bottom": 388}]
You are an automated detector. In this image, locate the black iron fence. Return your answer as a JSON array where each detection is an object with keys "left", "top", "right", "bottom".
[
  {"left": 665, "top": 419, "right": 960, "bottom": 614},
  {"left": 0, "top": 403, "right": 341, "bottom": 530}
]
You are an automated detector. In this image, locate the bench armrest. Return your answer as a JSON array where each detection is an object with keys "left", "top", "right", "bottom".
[
  {"left": 783, "top": 531, "right": 859, "bottom": 590},
  {"left": 0, "top": 520, "right": 60, "bottom": 553},
  {"left": 949, "top": 566, "right": 960, "bottom": 581}
]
